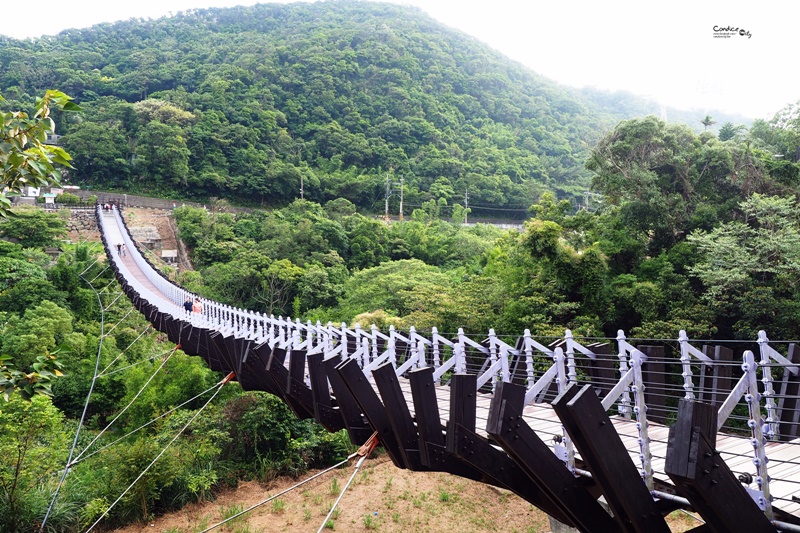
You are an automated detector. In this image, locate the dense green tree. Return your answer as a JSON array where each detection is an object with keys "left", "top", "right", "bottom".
[
  {"left": 133, "top": 120, "right": 191, "bottom": 189},
  {"left": 62, "top": 121, "right": 131, "bottom": 186},
  {"left": 0, "top": 206, "right": 66, "bottom": 248},
  {"left": 0, "top": 256, "right": 47, "bottom": 291},
  {"left": 1, "top": 300, "right": 73, "bottom": 369},
  {"left": 0, "top": 393, "right": 67, "bottom": 531},
  {"left": 718, "top": 121, "right": 745, "bottom": 142},
  {"left": 0, "top": 277, "right": 66, "bottom": 314},
  {"left": 689, "top": 193, "right": 800, "bottom": 337}
]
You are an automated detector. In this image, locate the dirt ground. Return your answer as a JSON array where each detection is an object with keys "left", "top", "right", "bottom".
[
  {"left": 112, "top": 454, "right": 701, "bottom": 533},
  {"left": 122, "top": 208, "right": 181, "bottom": 251},
  {"left": 113, "top": 455, "right": 551, "bottom": 533},
  {"left": 68, "top": 208, "right": 177, "bottom": 248}
]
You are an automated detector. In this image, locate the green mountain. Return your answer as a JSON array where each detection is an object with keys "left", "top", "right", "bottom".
[{"left": 0, "top": 1, "right": 750, "bottom": 210}]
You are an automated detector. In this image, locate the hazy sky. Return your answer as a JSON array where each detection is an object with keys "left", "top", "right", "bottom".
[{"left": 2, "top": 0, "right": 797, "bottom": 119}]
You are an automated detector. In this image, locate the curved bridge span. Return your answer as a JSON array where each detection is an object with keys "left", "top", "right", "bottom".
[{"left": 98, "top": 205, "right": 800, "bottom": 532}]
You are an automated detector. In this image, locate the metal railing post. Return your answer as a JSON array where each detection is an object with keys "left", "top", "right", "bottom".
[
  {"left": 564, "top": 329, "right": 578, "bottom": 385},
  {"left": 456, "top": 328, "right": 466, "bottom": 374},
  {"left": 630, "top": 349, "right": 654, "bottom": 492},
  {"left": 523, "top": 329, "right": 534, "bottom": 385},
  {"left": 743, "top": 350, "right": 774, "bottom": 520},
  {"left": 678, "top": 330, "right": 697, "bottom": 399},
  {"left": 488, "top": 329, "right": 498, "bottom": 393},
  {"left": 553, "top": 347, "right": 575, "bottom": 472},
  {"left": 616, "top": 330, "right": 632, "bottom": 418},
  {"left": 431, "top": 326, "right": 441, "bottom": 371}
]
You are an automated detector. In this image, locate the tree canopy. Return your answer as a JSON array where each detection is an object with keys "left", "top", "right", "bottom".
[{"left": 0, "top": 2, "right": 745, "bottom": 213}]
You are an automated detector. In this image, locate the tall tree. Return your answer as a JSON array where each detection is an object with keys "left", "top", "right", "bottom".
[{"left": 718, "top": 121, "right": 745, "bottom": 141}]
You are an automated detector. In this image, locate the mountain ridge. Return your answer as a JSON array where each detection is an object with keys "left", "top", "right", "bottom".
[{"left": 0, "top": 1, "right": 752, "bottom": 210}]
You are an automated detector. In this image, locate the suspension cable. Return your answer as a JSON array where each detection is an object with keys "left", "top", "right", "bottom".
[
  {"left": 101, "top": 307, "right": 136, "bottom": 337},
  {"left": 79, "top": 257, "right": 102, "bottom": 276},
  {"left": 72, "top": 381, "right": 222, "bottom": 466},
  {"left": 39, "top": 263, "right": 108, "bottom": 532},
  {"left": 98, "top": 325, "right": 153, "bottom": 376},
  {"left": 197, "top": 432, "right": 379, "bottom": 533},
  {"left": 88, "top": 265, "right": 110, "bottom": 284},
  {"left": 73, "top": 345, "right": 181, "bottom": 463},
  {"left": 96, "top": 278, "right": 118, "bottom": 295},
  {"left": 85, "top": 372, "right": 235, "bottom": 532},
  {"left": 98, "top": 347, "right": 171, "bottom": 378},
  {"left": 102, "top": 291, "right": 125, "bottom": 311},
  {"left": 316, "top": 432, "right": 380, "bottom": 533}
]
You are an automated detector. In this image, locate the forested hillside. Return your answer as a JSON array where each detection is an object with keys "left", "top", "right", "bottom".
[{"left": 0, "top": 1, "right": 740, "bottom": 211}]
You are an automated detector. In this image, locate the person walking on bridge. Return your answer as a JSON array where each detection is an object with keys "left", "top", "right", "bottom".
[
  {"left": 183, "top": 297, "right": 193, "bottom": 314},
  {"left": 192, "top": 298, "right": 203, "bottom": 314}
]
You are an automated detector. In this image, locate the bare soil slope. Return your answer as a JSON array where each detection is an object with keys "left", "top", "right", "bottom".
[
  {"left": 113, "top": 455, "right": 700, "bottom": 533},
  {"left": 114, "top": 455, "right": 550, "bottom": 533}
]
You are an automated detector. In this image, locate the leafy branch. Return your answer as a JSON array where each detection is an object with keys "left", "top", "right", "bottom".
[
  {"left": 0, "top": 90, "right": 81, "bottom": 217},
  {"left": 0, "top": 353, "right": 65, "bottom": 401}
]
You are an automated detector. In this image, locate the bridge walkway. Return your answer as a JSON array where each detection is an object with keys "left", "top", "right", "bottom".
[{"left": 97, "top": 205, "right": 800, "bottom": 531}]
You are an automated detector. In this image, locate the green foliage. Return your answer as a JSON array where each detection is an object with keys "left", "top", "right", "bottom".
[
  {"left": 1, "top": 300, "right": 73, "bottom": 369},
  {"left": 689, "top": 193, "right": 800, "bottom": 337},
  {"left": 0, "top": 90, "right": 79, "bottom": 216},
  {"left": 0, "top": 393, "right": 68, "bottom": 531},
  {"left": 0, "top": 277, "right": 67, "bottom": 313},
  {"left": 55, "top": 192, "right": 81, "bottom": 204},
  {"left": 217, "top": 391, "right": 349, "bottom": 477},
  {"left": 0, "top": 206, "right": 66, "bottom": 248},
  {"left": 0, "top": 255, "right": 47, "bottom": 291},
  {"left": 718, "top": 122, "right": 745, "bottom": 142},
  {"left": 0, "top": 353, "right": 64, "bottom": 401},
  {"left": 117, "top": 351, "right": 217, "bottom": 431}
]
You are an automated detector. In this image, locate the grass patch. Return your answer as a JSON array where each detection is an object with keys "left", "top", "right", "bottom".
[
  {"left": 439, "top": 489, "right": 455, "bottom": 503},
  {"left": 192, "top": 516, "right": 210, "bottom": 533},
  {"left": 271, "top": 498, "right": 286, "bottom": 514},
  {"left": 363, "top": 513, "right": 378, "bottom": 529}
]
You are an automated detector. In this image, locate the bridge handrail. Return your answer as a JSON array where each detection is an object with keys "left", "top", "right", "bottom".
[
  {"left": 758, "top": 330, "right": 799, "bottom": 440},
  {"left": 717, "top": 351, "right": 773, "bottom": 519},
  {"left": 100, "top": 207, "right": 185, "bottom": 319},
  {"left": 678, "top": 330, "right": 714, "bottom": 399}
]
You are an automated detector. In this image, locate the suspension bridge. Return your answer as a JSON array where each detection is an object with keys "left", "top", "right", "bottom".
[{"left": 97, "top": 204, "right": 800, "bottom": 532}]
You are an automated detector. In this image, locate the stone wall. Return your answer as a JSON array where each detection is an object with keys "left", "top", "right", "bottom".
[{"left": 65, "top": 208, "right": 97, "bottom": 233}]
